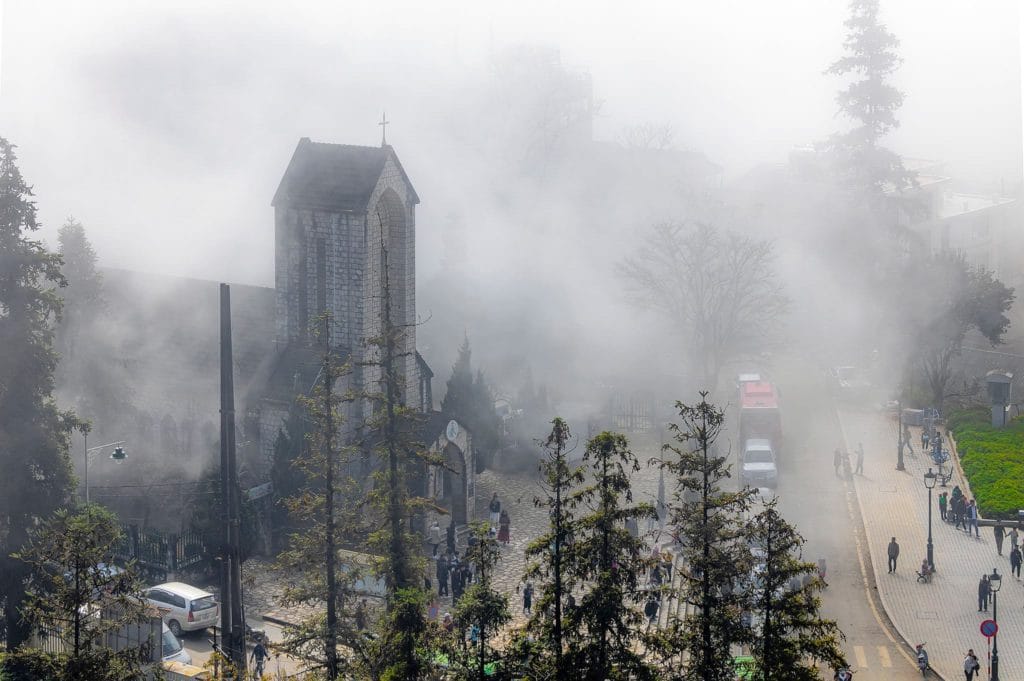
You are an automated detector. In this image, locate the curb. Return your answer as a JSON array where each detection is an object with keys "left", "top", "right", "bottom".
[{"left": 834, "top": 407, "right": 949, "bottom": 681}]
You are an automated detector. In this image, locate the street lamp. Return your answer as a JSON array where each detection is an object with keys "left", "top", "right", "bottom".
[
  {"left": 923, "top": 468, "right": 936, "bottom": 570},
  {"left": 83, "top": 435, "right": 128, "bottom": 504},
  {"left": 896, "top": 399, "right": 906, "bottom": 471},
  {"left": 990, "top": 568, "right": 1002, "bottom": 681}
]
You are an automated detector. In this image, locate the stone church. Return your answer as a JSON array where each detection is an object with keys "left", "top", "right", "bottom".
[{"left": 73, "top": 137, "right": 474, "bottom": 533}]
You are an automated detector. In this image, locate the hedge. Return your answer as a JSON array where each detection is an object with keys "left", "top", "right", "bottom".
[{"left": 948, "top": 408, "right": 1024, "bottom": 520}]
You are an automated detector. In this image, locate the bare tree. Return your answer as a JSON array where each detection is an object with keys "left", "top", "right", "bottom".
[
  {"left": 620, "top": 222, "right": 789, "bottom": 392},
  {"left": 619, "top": 123, "right": 675, "bottom": 151}
]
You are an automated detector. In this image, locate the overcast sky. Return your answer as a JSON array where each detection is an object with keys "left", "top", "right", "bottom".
[{"left": 0, "top": 0, "right": 1020, "bottom": 285}]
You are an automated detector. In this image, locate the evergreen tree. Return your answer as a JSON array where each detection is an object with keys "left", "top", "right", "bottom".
[
  {"left": 747, "top": 500, "right": 847, "bottom": 680},
  {"left": 651, "top": 394, "right": 755, "bottom": 681},
  {"left": 440, "top": 337, "right": 501, "bottom": 471},
  {"left": 269, "top": 405, "right": 310, "bottom": 552},
  {"left": 0, "top": 137, "right": 76, "bottom": 648},
  {"left": 520, "top": 417, "right": 584, "bottom": 679},
  {"left": 826, "top": 0, "right": 912, "bottom": 199},
  {"left": 362, "top": 238, "right": 436, "bottom": 680},
  {"left": 55, "top": 217, "right": 104, "bottom": 364},
  {"left": 4, "top": 504, "right": 151, "bottom": 681},
  {"left": 561, "top": 431, "right": 655, "bottom": 681},
  {"left": 275, "top": 319, "right": 364, "bottom": 680}
]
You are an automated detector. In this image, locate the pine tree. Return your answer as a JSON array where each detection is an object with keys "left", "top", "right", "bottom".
[
  {"left": 747, "top": 500, "right": 847, "bottom": 680},
  {"left": 0, "top": 137, "right": 76, "bottom": 648},
  {"left": 826, "top": 0, "right": 912, "bottom": 199},
  {"left": 440, "top": 337, "right": 501, "bottom": 471},
  {"left": 561, "top": 431, "right": 655, "bottom": 681},
  {"left": 520, "top": 418, "right": 585, "bottom": 679},
  {"left": 652, "top": 394, "right": 755, "bottom": 681},
  {"left": 5, "top": 504, "right": 151, "bottom": 681},
  {"left": 361, "top": 238, "right": 436, "bottom": 680},
  {"left": 275, "top": 318, "right": 364, "bottom": 679},
  {"left": 55, "top": 217, "right": 104, "bottom": 362}
]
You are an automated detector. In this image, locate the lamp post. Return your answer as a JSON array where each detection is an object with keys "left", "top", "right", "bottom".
[
  {"left": 990, "top": 568, "right": 1002, "bottom": 681},
  {"left": 923, "top": 468, "right": 936, "bottom": 570},
  {"left": 896, "top": 399, "right": 906, "bottom": 471},
  {"left": 83, "top": 438, "right": 128, "bottom": 504}
]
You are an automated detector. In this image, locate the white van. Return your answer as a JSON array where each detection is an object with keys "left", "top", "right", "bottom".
[
  {"left": 144, "top": 582, "right": 219, "bottom": 636},
  {"left": 741, "top": 439, "right": 778, "bottom": 488}
]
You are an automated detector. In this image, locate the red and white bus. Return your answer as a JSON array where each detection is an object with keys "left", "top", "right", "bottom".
[{"left": 738, "top": 380, "right": 782, "bottom": 453}]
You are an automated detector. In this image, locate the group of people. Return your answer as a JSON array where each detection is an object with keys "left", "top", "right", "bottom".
[
  {"left": 434, "top": 550, "right": 474, "bottom": 600},
  {"left": 832, "top": 443, "right": 865, "bottom": 478},
  {"left": 941, "top": 486, "right": 980, "bottom": 537}
]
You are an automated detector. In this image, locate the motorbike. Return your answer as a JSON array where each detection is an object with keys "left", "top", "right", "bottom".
[
  {"left": 835, "top": 669, "right": 854, "bottom": 681},
  {"left": 916, "top": 642, "right": 929, "bottom": 676}
]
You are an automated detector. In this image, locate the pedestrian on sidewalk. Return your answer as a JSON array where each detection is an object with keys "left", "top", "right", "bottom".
[
  {"left": 489, "top": 493, "right": 501, "bottom": 527},
  {"left": 428, "top": 520, "right": 442, "bottom": 557},
  {"left": 887, "top": 537, "right": 900, "bottom": 573},
  {"left": 833, "top": 449, "right": 842, "bottom": 477},
  {"left": 938, "top": 491, "right": 948, "bottom": 521},
  {"left": 963, "top": 649, "right": 981, "bottom": 680},
  {"left": 968, "top": 500, "right": 980, "bottom": 538},
  {"left": 446, "top": 522, "right": 456, "bottom": 555},
  {"left": 995, "top": 525, "right": 1005, "bottom": 556},
  {"left": 1010, "top": 527, "right": 1020, "bottom": 552},
  {"left": 855, "top": 443, "right": 864, "bottom": 475},
  {"left": 498, "top": 509, "right": 511, "bottom": 544},
  {"left": 978, "top": 574, "right": 990, "bottom": 612},
  {"left": 954, "top": 495, "right": 966, "bottom": 531},
  {"left": 1010, "top": 546, "right": 1022, "bottom": 579},
  {"left": 903, "top": 424, "right": 914, "bottom": 454},
  {"left": 437, "top": 555, "right": 450, "bottom": 597},
  {"left": 644, "top": 595, "right": 659, "bottom": 624},
  {"left": 522, "top": 581, "right": 534, "bottom": 615}
]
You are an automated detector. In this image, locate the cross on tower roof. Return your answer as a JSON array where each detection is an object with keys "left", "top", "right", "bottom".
[{"left": 379, "top": 111, "right": 389, "bottom": 146}]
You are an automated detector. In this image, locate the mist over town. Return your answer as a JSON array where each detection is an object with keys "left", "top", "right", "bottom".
[{"left": 1, "top": 1, "right": 1023, "bottom": 679}]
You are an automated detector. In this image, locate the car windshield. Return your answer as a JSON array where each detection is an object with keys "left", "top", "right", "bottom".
[
  {"left": 191, "top": 596, "right": 217, "bottom": 611},
  {"left": 745, "top": 450, "right": 773, "bottom": 463},
  {"left": 162, "top": 629, "right": 182, "bottom": 657}
]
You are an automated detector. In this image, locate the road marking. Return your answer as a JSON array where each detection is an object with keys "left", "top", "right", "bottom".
[
  {"left": 854, "top": 645, "right": 868, "bottom": 669},
  {"left": 835, "top": 408, "right": 918, "bottom": 670},
  {"left": 878, "top": 646, "right": 892, "bottom": 667}
]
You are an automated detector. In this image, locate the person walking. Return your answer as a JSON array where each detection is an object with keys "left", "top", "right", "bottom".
[
  {"left": 855, "top": 443, "right": 864, "bottom": 475},
  {"left": 978, "top": 574, "right": 990, "bottom": 612},
  {"left": 938, "top": 491, "right": 948, "bottom": 522},
  {"left": 250, "top": 641, "right": 269, "bottom": 680},
  {"left": 1010, "top": 546, "right": 1022, "bottom": 579},
  {"left": 887, "top": 537, "right": 900, "bottom": 573},
  {"left": 995, "top": 524, "right": 1005, "bottom": 556},
  {"left": 446, "top": 522, "right": 457, "bottom": 556},
  {"left": 436, "top": 554, "right": 450, "bottom": 597},
  {"left": 954, "top": 495, "right": 966, "bottom": 531},
  {"left": 963, "top": 649, "right": 981, "bottom": 680},
  {"left": 489, "top": 493, "right": 501, "bottom": 527},
  {"left": 452, "top": 565, "right": 465, "bottom": 601},
  {"left": 968, "top": 500, "right": 980, "bottom": 538},
  {"left": 498, "top": 509, "right": 511, "bottom": 545},
  {"left": 833, "top": 449, "right": 842, "bottom": 477},
  {"left": 428, "top": 520, "right": 442, "bottom": 557},
  {"left": 522, "top": 581, "right": 534, "bottom": 615},
  {"left": 903, "top": 424, "right": 914, "bottom": 454},
  {"left": 644, "top": 595, "right": 659, "bottom": 624},
  {"left": 1010, "top": 527, "right": 1020, "bottom": 553}
]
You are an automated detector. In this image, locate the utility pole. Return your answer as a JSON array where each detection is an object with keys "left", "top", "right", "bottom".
[{"left": 220, "top": 284, "right": 247, "bottom": 675}]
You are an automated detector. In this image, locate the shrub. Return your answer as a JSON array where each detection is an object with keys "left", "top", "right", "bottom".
[{"left": 949, "top": 408, "right": 1024, "bottom": 519}]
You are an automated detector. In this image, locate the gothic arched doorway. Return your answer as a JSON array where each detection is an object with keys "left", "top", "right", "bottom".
[{"left": 442, "top": 442, "right": 468, "bottom": 526}]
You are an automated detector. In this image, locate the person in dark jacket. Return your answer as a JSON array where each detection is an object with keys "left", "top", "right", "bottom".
[
  {"left": 1010, "top": 546, "right": 1022, "bottom": 580},
  {"left": 436, "top": 555, "right": 450, "bottom": 597},
  {"left": 644, "top": 595, "right": 659, "bottom": 624},
  {"left": 938, "top": 492, "right": 948, "bottom": 521},
  {"left": 887, "top": 537, "right": 900, "bottom": 573},
  {"left": 978, "top": 575, "right": 990, "bottom": 612},
  {"left": 995, "top": 525, "right": 1005, "bottom": 556}
]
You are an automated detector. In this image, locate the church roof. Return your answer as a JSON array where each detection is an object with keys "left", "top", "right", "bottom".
[{"left": 272, "top": 138, "right": 419, "bottom": 212}]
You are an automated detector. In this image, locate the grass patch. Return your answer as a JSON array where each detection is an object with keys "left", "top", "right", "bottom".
[{"left": 948, "top": 408, "right": 1024, "bottom": 519}]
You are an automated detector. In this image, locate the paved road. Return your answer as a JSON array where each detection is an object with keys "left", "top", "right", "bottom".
[{"left": 768, "top": 361, "right": 923, "bottom": 680}]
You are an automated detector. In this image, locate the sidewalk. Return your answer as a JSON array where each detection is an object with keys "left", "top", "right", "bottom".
[{"left": 838, "top": 407, "right": 1018, "bottom": 680}]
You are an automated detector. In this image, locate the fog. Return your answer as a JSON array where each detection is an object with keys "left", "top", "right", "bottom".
[{"left": 2, "top": 0, "right": 1022, "bottom": 468}]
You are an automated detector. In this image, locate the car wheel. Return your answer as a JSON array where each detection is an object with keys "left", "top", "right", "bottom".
[{"left": 168, "top": 619, "right": 182, "bottom": 637}]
